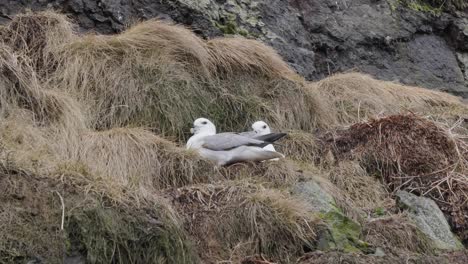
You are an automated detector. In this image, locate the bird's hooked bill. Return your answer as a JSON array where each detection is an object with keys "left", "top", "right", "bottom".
[{"left": 190, "top": 127, "right": 194, "bottom": 134}]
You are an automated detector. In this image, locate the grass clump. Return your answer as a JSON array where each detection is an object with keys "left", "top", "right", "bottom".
[
  {"left": 222, "top": 159, "right": 314, "bottom": 187},
  {"left": 67, "top": 203, "right": 197, "bottom": 264},
  {"left": 279, "top": 131, "right": 321, "bottom": 163},
  {"left": 169, "top": 182, "right": 318, "bottom": 263},
  {"left": 49, "top": 19, "right": 330, "bottom": 140},
  {"left": 312, "top": 73, "right": 468, "bottom": 126},
  {"left": 322, "top": 114, "right": 468, "bottom": 242},
  {"left": 0, "top": 11, "right": 75, "bottom": 79},
  {"left": 364, "top": 214, "right": 433, "bottom": 254},
  {"left": 69, "top": 127, "right": 220, "bottom": 191},
  {"left": 327, "top": 161, "right": 389, "bottom": 212},
  {"left": 0, "top": 162, "right": 197, "bottom": 264},
  {"left": 0, "top": 43, "right": 85, "bottom": 129}
]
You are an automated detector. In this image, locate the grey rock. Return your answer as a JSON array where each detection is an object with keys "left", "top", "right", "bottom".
[
  {"left": 371, "top": 247, "right": 386, "bottom": 257},
  {"left": 65, "top": 254, "right": 86, "bottom": 264},
  {"left": 457, "top": 52, "right": 468, "bottom": 81},
  {"left": 450, "top": 18, "right": 468, "bottom": 51},
  {"left": 292, "top": 180, "right": 335, "bottom": 213},
  {"left": 292, "top": 179, "right": 371, "bottom": 253},
  {"left": 396, "top": 190, "right": 464, "bottom": 251}
]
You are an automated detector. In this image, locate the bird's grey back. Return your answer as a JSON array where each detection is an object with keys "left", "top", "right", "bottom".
[
  {"left": 238, "top": 131, "right": 257, "bottom": 138},
  {"left": 201, "top": 133, "right": 266, "bottom": 151}
]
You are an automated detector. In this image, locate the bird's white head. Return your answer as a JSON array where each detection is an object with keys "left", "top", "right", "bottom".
[
  {"left": 190, "top": 117, "right": 216, "bottom": 135},
  {"left": 252, "top": 121, "right": 271, "bottom": 135}
]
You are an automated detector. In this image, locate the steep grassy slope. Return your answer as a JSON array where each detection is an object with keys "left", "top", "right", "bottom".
[{"left": 0, "top": 11, "right": 467, "bottom": 264}]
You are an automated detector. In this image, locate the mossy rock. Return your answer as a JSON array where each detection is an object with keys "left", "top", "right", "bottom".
[
  {"left": 317, "top": 209, "right": 372, "bottom": 253},
  {"left": 291, "top": 180, "right": 372, "bottom": 253}
]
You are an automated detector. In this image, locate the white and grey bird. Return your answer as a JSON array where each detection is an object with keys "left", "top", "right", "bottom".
[
  {"left": 186, "top": 118, "right": 286, "bottom": 166},
  {"left": 240, "top": 121, "right": 279, "bottom": 160}
]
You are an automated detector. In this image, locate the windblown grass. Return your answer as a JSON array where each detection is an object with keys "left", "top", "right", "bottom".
[
  {"left": 2, "top": 10, "right": 468, "bottom": 263},
  {"left": 327, "top": 161, "right": 389, "bottom": 211},
  {"left": 0, "top": 43, "right": 85, "bottom": 129},
  {"left": 169, "top": 181, "right": 318, "bottom": 263},
  {"left": 207, "top": 37, "right": 297, "bottom": 79},
  {"left": 70, "top": 127, "right": 219, "bottom": 190},
  {"left": 0, "top": 11, "right": 74, "bottom": 79},
  {"left": 50, "top": 19, "right": 330, "bottom": 140},
  {"left": 313, "top": 73, "right": 468, "bottom": 125},
  {"left": 322, "top": 114, "right": 468, "bottom": 241},
  {"left": 0, "top": 160, "right": 197, "bottom": 264},
  {"left": 364, "top": 214, "right": 433, "bottom": 254}
]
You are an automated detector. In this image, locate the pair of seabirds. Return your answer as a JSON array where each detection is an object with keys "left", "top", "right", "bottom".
[{"left": 186, "top": 118, "right": 287, "bottom": 166}]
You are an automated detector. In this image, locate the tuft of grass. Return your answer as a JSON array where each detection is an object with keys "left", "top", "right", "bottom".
[
  {"left": 207, "top": 37, "right": 297, "bottom": 79},
  {"left": 0, "top": 11, "right": 75, "bottom": 79},
  {"left": 0, "top": 44, "right": 86, "bottom": 129},
  {"left": 280, "top": 131, "right": 321, "bottom": 163},
  {"left": 170, "top": 181, "right": 318, "bottom": 263},
  {"left": 327, "top": 161, "right": 389, "bottom": 212},
  {"left": 222, "top": 159, "right": 313, "bottom": 188},
  {"left": 49, "top": 20, "right": 331, "bottom": 140},
  {"left": 0, "top": 161, "right": 197, "bottom": 264},
  {"left": 364, "top": 214, "right": 434, "bottom": 254},
  {"left": 68, "top": 127, "right": 220, "bottom": 191},
  {"left": 322, "top": 114, "right": 468, "bottom": 241},
  {"left": 312, "top": 72, "right": 468, "bottom": 126}
]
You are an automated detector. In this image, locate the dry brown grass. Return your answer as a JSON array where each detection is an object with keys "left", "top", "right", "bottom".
[
  {"left": 0, "top": 11, "right": 74, "bottom": 79},
  {"left": 2, "top": 10, "right": 468, "bottom": 263},
  {"left": 222, "top": 159, "right": 315, "bottom": 188},
  {"left": 327, "top": 161, "right": 389, "bottom": 211},
  {"left": 363, "top": 214, "right": 433, "bottom": 254},
  {"left": 322, "top": 114, "right": 468, "bottom": 241},
  {"left": 279, "top": 131, "right": 321, "bottom": 163},
  {"left": 49, "top": 19, "right": 331, "bottom": 139},
  {"left": 312, "top": 72, "right": 468, "bottom": 125},
  {"left": 207, "top": 37, "right": 297, "bottom": 79},
  {"left": 69, "top": 127, "right": 220, "bottom": 191},
  {"left": 169, "top": 181, "right": 318, "bottom": 264},
  {"left": 297, "top": 250, "right": 468, "bottom": 264},
  {"left": 0, "top": 44, "right": 85, "bottom": 129}
]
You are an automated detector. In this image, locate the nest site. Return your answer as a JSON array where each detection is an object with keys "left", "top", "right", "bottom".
[{"left": 0, "top": 11, "right": 467, "bottom": 264}]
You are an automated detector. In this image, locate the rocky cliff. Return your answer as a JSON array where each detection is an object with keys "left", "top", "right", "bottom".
[{"left": 1, "top": 0, "right": 468, "bottom": 96}]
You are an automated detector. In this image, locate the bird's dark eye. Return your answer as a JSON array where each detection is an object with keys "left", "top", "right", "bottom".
[
  {"left": 202, "top": 121, "right": 208, "bottom": 125},
  {"left": 263, "top": 125, "right": 267, "bottom": 129}
]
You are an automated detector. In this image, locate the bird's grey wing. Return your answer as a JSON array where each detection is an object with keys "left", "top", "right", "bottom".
[
  {"left": 238, "top": 131, "right": 257, "bottom": 138},
  {"left": 201, "top": 134, "right": 265, "bottom": 151}
]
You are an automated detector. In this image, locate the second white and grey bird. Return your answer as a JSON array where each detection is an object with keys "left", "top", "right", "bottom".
[{"left": 240, "top": 121, "right": 280, "bottom": 161}]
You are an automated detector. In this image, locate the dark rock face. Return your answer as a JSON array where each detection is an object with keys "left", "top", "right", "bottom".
[{"left": 1, "top": 0, "right": 468, "bottom": 96}]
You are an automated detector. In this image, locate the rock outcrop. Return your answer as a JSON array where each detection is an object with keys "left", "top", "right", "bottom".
[
  {"left": 292, "top": 179, "right": 369, "bottom": 253},
  {"left": 0, "top": 0, "right": 467, "bottom": 96},
  {"left": 396, "top": 190, "right": 464, "bottom": 251}
]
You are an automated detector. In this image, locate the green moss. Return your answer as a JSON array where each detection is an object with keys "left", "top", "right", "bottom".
[
  {"left": 395, "top": 0, "right": 444, "bottom": 14},
  {"left": 374, "top": 207, "right": 386, "bottom": 216},
  {"left": 318, "top": 208, "right": 373, "bottom": 253},
  {"left": 215, "top": 19, "right": 251, "bottom": 37},
  {"left": 407, "top": 1, "right": 442, "bottom": 14},
  {"left": 215, "top": 20, "right": 237, "bottom": 35}
]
